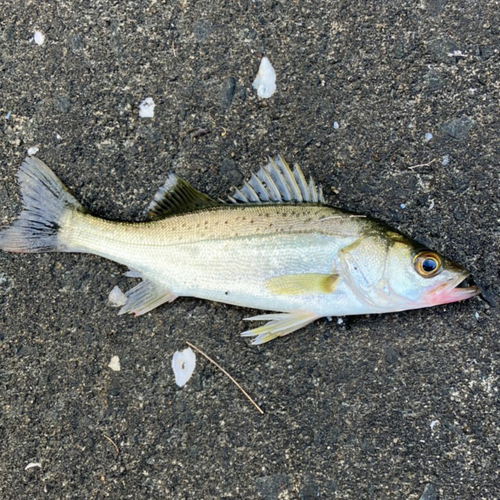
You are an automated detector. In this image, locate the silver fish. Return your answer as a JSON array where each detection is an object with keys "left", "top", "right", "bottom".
[{"left": 0, "top": 156, "right": 478, "bottom": 344}]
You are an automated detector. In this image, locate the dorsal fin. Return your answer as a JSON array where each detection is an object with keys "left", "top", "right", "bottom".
[
  {"left": 229, "top": 155, "right": 325, "bottom": 205},
  {"left": 146, "top": 173, "right": 221, "bottom": 219}
]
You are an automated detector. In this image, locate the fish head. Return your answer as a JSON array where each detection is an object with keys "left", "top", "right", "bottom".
[{"left": 339, "top": 228, "right": 479, "bottom": 312}]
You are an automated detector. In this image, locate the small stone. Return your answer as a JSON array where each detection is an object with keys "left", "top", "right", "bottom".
[
  {"left": 54, "top": 95, "right": 71, "bottom": 113},
  {"left": 441, "top": 116, "right": 474, "bottom": 141},
  {"left": 419, "top": 483, "right": 438, "bottom": 500},
  {"left": 256, "top": 474, "right": 290, "bottom": 500},
  {"left": 220, "top": 77, "right": 237, "bottom": 110},
  {"left": 193, "top": 19, "right": 213, "bottom": 43},
  {"left": 424, "top": 132, "right": 433, "bottom": 141},
  {"left": 27, "top": 146, "right": 39, "bottom": 156}
]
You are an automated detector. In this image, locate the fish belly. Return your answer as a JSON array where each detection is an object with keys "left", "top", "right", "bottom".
[{"left": 62, "top": 209, "right": 368, "bottom": 316}]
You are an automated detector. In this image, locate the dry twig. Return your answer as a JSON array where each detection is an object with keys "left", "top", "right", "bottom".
[
  {"left": 409, "top": 158, "right": 438, "bottom": 170},
  {"left": 186, "top": 341, "right": 264, "bottom": 415},
  {"left": 103, "top": 434, "right": 120, "bottom": 457}
]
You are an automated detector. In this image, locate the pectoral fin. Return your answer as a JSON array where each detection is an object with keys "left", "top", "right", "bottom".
[
  {"left": 265, "top": 273, "right": 339, "bottom": 295},
  {"left": 241, "top": 312, "right": 319, "bottom": 345},
  {"left": 118, "top": 275, "right": 177, "bottom": 316}
]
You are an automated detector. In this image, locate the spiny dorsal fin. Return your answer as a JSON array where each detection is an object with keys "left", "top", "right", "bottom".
[
  {"left": 229, "top": 155, "right": 325, "bottom": 205},
  {"left": 146, "top": 173, "right": 221, "bottom": 219}
]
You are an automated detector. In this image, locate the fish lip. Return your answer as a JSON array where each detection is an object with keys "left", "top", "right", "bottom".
[{"left": 425, "top": 271, "right": 480, "bottom": 306}]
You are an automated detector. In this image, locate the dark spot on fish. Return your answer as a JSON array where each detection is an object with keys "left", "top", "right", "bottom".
[
  {"left": 250, "top": 219, "right": 254, "bottom": 224},
  {"left": 225, "top": 220, "right": 228, "bottom": 225},
  {"left": 225, "top": 291, "right": 229, "bottom": 295},
  {"left": 265, "top": 213, "right": 270, "bottom": 218}
]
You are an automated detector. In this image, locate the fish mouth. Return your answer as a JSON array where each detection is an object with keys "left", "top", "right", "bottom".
[{"left": 425, "top": 271, "right": 480, "bottom": 306}]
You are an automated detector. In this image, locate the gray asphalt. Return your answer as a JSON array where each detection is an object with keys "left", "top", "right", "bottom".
[{"left": 0, "top": 1, "right": 499, "bottom": 499}]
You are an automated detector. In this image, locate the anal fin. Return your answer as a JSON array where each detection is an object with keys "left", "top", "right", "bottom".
[
  {"left": 241, "top": 312, "right": 318, "bottom": 345},
  {"left": 118, "top": 275, "right": 177, "bottom": 316}
]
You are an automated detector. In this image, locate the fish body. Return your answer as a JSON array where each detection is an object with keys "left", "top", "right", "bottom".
[{"left": 0, "top": 156, "right": 478, "bottom": 344}]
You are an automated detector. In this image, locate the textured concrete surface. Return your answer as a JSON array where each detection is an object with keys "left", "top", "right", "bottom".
[{"left": 0, "top": 1, "right": 499, "bottom": 499}]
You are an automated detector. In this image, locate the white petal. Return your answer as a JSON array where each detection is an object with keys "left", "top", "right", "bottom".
[
  {"left": 108, "top": 355, "right": 121, "bottom": 371},
  {"left": 139, "top": 97, "right": 155, "bottom": 118},
  {"left": 25, "top": 462, "right": 42, "bottom": 471},
  {"left": 108, "top": 285, "right": 127, "bottom": 307},
  {"left": 33, "top": 31, "right": 45, "bottom": 45},
  {"left": 172, "top": 348, "right": 196, "bottom": 387},
  {"left": 252, "top": 57, "right": 276, "bottom": 99}
]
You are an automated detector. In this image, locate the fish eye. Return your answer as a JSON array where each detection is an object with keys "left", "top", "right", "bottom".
[{"left": 414, "top": 251, "right": 442, "bottom": 278}]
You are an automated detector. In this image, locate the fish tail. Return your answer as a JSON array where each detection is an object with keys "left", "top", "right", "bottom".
[{"left": 0, "top": 157, "right": 84, "bottom": 253}]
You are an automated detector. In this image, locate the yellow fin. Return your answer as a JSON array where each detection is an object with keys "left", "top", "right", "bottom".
[
  {"left": 265, "top": 273, "right": 339, "bottom": 295},
  {"left": 242, "top": 312, "right": 319, "bottom": 344}
]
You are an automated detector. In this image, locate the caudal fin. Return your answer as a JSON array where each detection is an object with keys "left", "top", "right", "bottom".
[{"left": 0, "top": 157, "right": 84, "bottom": 253}]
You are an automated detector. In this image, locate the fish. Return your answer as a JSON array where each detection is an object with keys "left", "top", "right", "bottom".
[{"left": 0, "top": 155, "right": 479, "bottom": 344}]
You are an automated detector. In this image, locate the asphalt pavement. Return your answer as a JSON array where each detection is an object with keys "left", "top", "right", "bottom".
[{"left": 0, "top": 1, "right": 499, "bottom": 498}]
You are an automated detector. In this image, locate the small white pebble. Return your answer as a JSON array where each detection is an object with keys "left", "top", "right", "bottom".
[
  {"left": 27, "top": 146, "right": 39, "bottom": 156},
  {"left": 33, "top": 30, "right": 45, "bottom": 45},
  {"left": 474, "top": 311, "right": 479, "bottom": 320},
  {"left": 400, "top": 203, "right": 406, "bottom": 209},
  {"left": 252, "top": 56, "right": 276, "bottom": 99},
  {"left": 442, "top": 154, "right": 450, "bottom": 166},
  {"left": 337, "top": 318, "right": 344, "bottom": 325},
  {"left": 447, "top": 50, "right": 466, "bottom": 58},
  {"left": 172, "top": 348, "right": 196, "bottom": 388},
  {"left": 25, "top": 462, "right": 42, "bottom": 471},
  {"left": 139, "top": 97, "right": 155, "bottom": 118},
  {"left": 108, "top": 355, "right": 121, "bottom": 372},
  {"left": 55, "top": 133, "right": 62, "bottom": 140},
  {"left": 424, "top": 132, "right": 433, "bottom": 141},
  {"left": 108, "top": 285, "right": 127, "bottom": 307},
  {"left": 430, "top": 420, "right": 439, "bottom": 430},
  {"left": 333, "top": 121, "right": 339, "bottom": 129},
  {"left": 428, "top": 199, "right": 435, "bottom": 210},
  {"left": 5, "top": 111, "right": 11, "bottom": 120}
]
